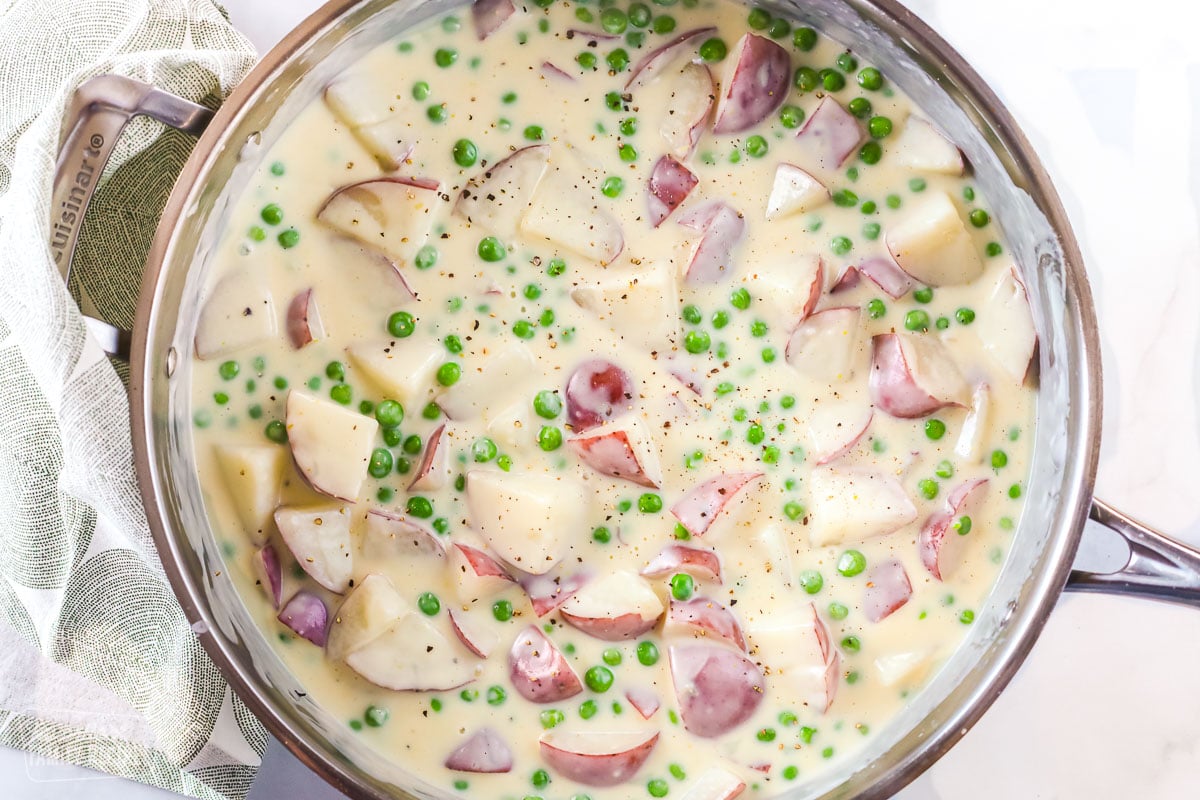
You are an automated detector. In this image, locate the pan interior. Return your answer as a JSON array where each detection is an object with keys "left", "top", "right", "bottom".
[{"left": 137, "top": 0, "right": 1098, "bottom": 798}]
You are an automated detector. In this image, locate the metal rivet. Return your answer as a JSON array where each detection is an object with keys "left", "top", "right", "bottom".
[{"left": 165, "top": 346, "right": 177, "bottom": 378}]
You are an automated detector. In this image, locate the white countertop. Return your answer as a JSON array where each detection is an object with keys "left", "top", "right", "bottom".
[{"left": 8, "top": 0, "right": 1200, "bottom": 797}]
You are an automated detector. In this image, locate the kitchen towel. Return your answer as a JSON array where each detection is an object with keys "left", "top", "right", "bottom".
[{"left": 0, "top": 1, "right": 261, "bottom": 799}]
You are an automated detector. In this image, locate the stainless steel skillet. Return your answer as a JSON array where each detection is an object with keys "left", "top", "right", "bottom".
[{"left": 49, "top": 0, "right": 1200, "bottom": 797}]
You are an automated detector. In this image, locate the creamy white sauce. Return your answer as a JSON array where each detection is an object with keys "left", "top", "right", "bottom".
[{"left": 189, "top": 2, "right": 1036, "bottom": 797}]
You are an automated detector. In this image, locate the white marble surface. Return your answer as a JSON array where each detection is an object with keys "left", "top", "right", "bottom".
[{"left": 7, "top": 0, "right": 1200, "bottom": 797}]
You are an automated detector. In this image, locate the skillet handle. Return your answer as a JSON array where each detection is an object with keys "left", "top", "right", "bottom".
[
  {"left": 51, "top": 74, "right": 213, "bottom": 359},
  {"left": 1066, "top": 498, "right": 1200, "bottom": 607}
]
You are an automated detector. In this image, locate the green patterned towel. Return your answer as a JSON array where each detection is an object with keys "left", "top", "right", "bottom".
[{"left": 0, "top": 2, "right": 261, "bottom": 798}]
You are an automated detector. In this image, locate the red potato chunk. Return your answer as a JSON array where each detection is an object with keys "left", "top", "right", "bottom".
[
  {"left": 868, "top": 333, "right": 970, "bottom": 419},
  {"left": 663, "top": 598, "right": 748, "bottom": 651},
  {"left": 539, "top": 730, "right": 660, "bottom": 787},
  {"left": 509, "top": 626, "right": 584, "bottom": 703},
  {"left": 677, "top": 201, "right": 748, "bottom": 285},
  {"left": 445, "top": 727, "right": 513, "bottom": 773},
  {"left": 567, "top": 418, "right": 663, "bottom": 488},
  {"left": 520, "top": 570, "right": 591, "bottom": 617},
  {"left": 470, "top": 0, "right": 514, "bottom": 40},
  {"left": 712, "top": 34, "right": 791, "bottom": 133},
  {"left": 277, "top": 591, "right": 328, "bottom": 646},
  {"left": 565, "top": 359, "right": 634, "bottom": 432},
  {"left": 641, "top": 544, "right": 723, "bottom": 583},
  {"left": 795, "top": 97, "right": 863, "bottom": 168},
  {"left": 863, "top": 559, "right": 913, "bottom": 622},
  {"left": 919, "top": 478, "right": 990, "bottom": 580},
  {"left": 285, "top": 288, "right": 324, "bottom": 349},
  {"left": 647, "top": 155, "right": 699, "bottom": 227},
  {"left": 253, "top": 545, "right": 282, "bottom": 609},
  {"left": 449, "top": 543, "right": 516, "bottom": 605},
  {"left": 671, "top": 471, "right": 763, "bottom": 537},
  {"left": 559, "top": 571, "right": 664, "bottom": 641},
  {"left": 626, "top": 27, "right": 718, "bottom": 89},
  {"left": 669, "top": 644, "right": 765, "bottom": 737}
]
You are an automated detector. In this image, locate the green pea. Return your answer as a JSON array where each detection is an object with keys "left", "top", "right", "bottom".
[
  {"left": 822, "top": 69, "right": 846, "bottom": 92},
  {"left": 960, "top": 609, "right": 976, "bottom": 624},
  {"left": 593, "top": 526, "right": 612, "bottom": 544},
  {"left": 601, "top": 176, "right": 624, "bottom": 197},
  {"left": 396, "top": 457, "right": 412, "bottom": 474},
  {"left": 793, "top": 26, "right": 818, "bottom": 51},
  {"left": 862, "top": 221, "right": 882, "bottom": 241},
  {"left": 840, "top": 635, "right": 861, "bottom": 653},
  {"left": 757, "top": 727, "right": 777, "bottom": 741},
  {"left": 712, "top": 309, "right": 730, "bottom": 328},
  {"left": 512, "top": 320, "right": 536, "bottom": 339},
  {"left": 868, "top": 115, "right": 893, "bottom": 138},
  {"left": 918, "top": 478, "right": 939, "bottom": 500},
  {"left": 829, "top": 602, "right": 849, "bottom": 620},
  {"left": 683, "top": 329, "right": 711, "bottom": 354},
  {"left": 426, "top": 104, "right": 448, "bottom": 123},
  {"left": 986, "top": 242, "right": 1003, "bottom": 257},
  {"left": 831, "top": 236, "right": 852, "bottom": 255},
  {"left": 532, "top": 768, "right": 550, "bottom": 789},
  {"left": 794, "top": 66, "right": 819, "bottom": 92},
  {"left": 277, "top": 228, "right": 300, "bottom": 249},
  {"left": 935, "top": 460, "right": 955, "bottom": 479},
  {"left": 364, "top": 705, "right": 389, "bottom": 727},
  {"left": 477, "top": 236, "right": 506, "bottom": 262},
  {"left": 261, "top": 419, "right": 286, "bottom": 443},
  {"left": 847, "top": 97, "right": 872, "bottom": 119},
  {"left": 648, "top": 779, "right": 669, "bottom": 798},
  {"left": 524, "top": 124, "right": 544, "bottom": 141},
  {"left": 745, "top": 135, "right": 769, "bottom": 158},
  {"left": 954, "top": 515, "right": 973, "bottom": 536},
  {"left": 452, "top": 138, "right": 477, "bottom": 167},
  {"left": 600, "top": 647, "right": 623, "bottom": 667},
  {"left": 857, "top": 66, "right": 884, "bottom": 90},
  {"left": 414, "top": 245, "right": 438, "bottom": 269},
  {"left": 606, "top": 48, "right": 630, "bottom": 72},
  {"left": 636, "top": 640, "right": 659, "bottom": 665},
  {"left": 783, "top": 765, "right": 799, "bottom": 780},
  {"left": 913, "top": 287, "right": 934, "bottom": 303},
  {"left": 471, "top": 437, "right": 498, "bottom": 463},
  {"left": 260, "top": 203, "right": 283, "bottom": 225},
  {"left": 909, "top": 177, "right": 927, "bottom": 192},
  {"left": 837, "top": 549, "right": 867, "bottom": 577},
  {"left": 798, "top": 570, "right": 824, "bottom": 595},
  {"left": 407, "top": 496, "right": 434, "bottom": 518},
  {"left": 487, "top": 685, "right": 507, "bottom": 705},
  {"left": 618, "top": 116, "right": 638, "bottom": 137},
  {"left": 579, "top": 699, "right": 598, "bottom": 719},
  {"left": 382, "top": 428, "right": 402, "bottom": 447},
  {"left": 1009, "top": 483, "right": 1022, "bottom": 499},
  {"left": 780, "top": 104, "right": 805, "bottom": 128},
  {"left": 747, "top": 7, "right": 771, "bottom": 28},
  {"left": 537, "top": 426, "right": 563, "bottom": 451},
  {"left": 969, "top": 208, "right": 990, "bottom": 228},
  {"left": 638, "top": 493, "right": 663, "bottom": 513},
  {"left": 412, "top": 81, "right": 430, "bottom": 100},
  {"left": 417, "top": 592, "right": 440, "bottom": 615},
  {"left": 403, "top": 434, "right": 423, "bottom": 455},
  {"left": 783, "top": 501, "right": 805, "bottom": 521},
  {"left": 904, "top": 309, "right": 931, "bottom": 332},
  {"left": 935, "top": 316, "right": 951, "bottom": 330},
  {"left": 833, "top": 189, "right": 858, "bottom": 207},
  {"left": 863, "top": 298, "right": 886, "bottom": 319},
  {"left": 367, "top": 448, "right": 394, "bottom": 478},
  {"left": 699, "top": 37, "right": 727, "bottom": 61},
  {"left": 956, "top": 307, "right": 976, "bottom": 324},
  {"left": 859, "top": 141, "right": 882, "bottom": 165},
  {"left": 434, "top": 48, "right": 457, "bottom": 67},
  {"left": 493, "top": 599, "right": 513, "bottom": 621},
  {"left": 329, "top": 384, "right": 352, "bottom": 405},
  {"left": 577, "top": 51, "right": 597, "bottom": 69},
  {"left": 767, "top": 18, "right": 790, "bottom": 39},
  {"left": 247, "top": 225, "right": 266, "bottom": 242},
  {"left": 669, "top": 572, "right": 694, "bottom": 600},
  {"left": 886, "top": 193, "right": 902, "bottom": 209},
  {"left": 629, "top": 2, "right": 651, "bottom": 27},
  {"left": 585, "top": 665, "right": 614, "bottom": 693},
  {"left": 436, "top": 362, "right": 461, "bottom": 387},
  {"left": 601, "top": 6, "right": 628, "bottom": 33},
  {"left": 387, "top": 310, "right": 415, "bottom": 338},
  {"left": 992, "top": 449, "right": 1009, "bottom": 469},
  {"left": 746, "top": 424, "right": 765, "bottom": 445},
  {"left": 730, "top": 287, "right": 751, "bottom": 310}
]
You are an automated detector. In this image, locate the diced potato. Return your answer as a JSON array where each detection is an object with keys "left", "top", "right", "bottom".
[
  {"left": 317, "top": 178, "right": 444, "bottom": 265},
  {"left": 344, "top": 613, "right": 481, "bottom": 691},
  {"left": 807, "top": 466, "right": 917, "bottom": 546},
  {"left": 465, "top": 469, "right": 588, "bottom": 574},
  {"left": 194, "top": 269, "right": 277, "bottom": 360},
  {"left": 285, "top": 390, "right": 379, "bottom": 502},
  {"left": 438, "top": 344, "right": 536, "bottom": 422},
  {"left": 213, "top": 444, "right": 287, "bottom": 545},
  {"left": 275, "top": 504, "right": 354, "bottom": 593},
  {"left": 346, "top": 339, "right": 442, "bottom": 409},
  {"left": 885, "top": 191, "right": 983, "bottom": 286},
  {"left": 571, "top": 262, "right": 680, "bottom": 353},
  {"left": 326, "top": 573, "right": 409, "bottom": 661}
]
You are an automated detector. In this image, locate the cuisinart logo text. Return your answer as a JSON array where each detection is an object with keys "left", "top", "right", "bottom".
[{"left": 50, "top": 132, "right": 104, "bottom": 266}]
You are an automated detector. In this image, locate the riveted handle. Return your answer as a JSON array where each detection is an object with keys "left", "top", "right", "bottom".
[
  {"left": 1066, "top": 499, "right": 1200, "bottom": 607},
  {"left": 51, "top": 74, "right": 213, "bottom": 359}
]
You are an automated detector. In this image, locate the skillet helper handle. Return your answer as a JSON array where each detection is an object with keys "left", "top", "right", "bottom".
[
  {"left": 1067, "top": 499, "right": 1200, "bottom": 607},
  {"left": 51, "top": 74, "right": 213, "bottom": 359}
]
